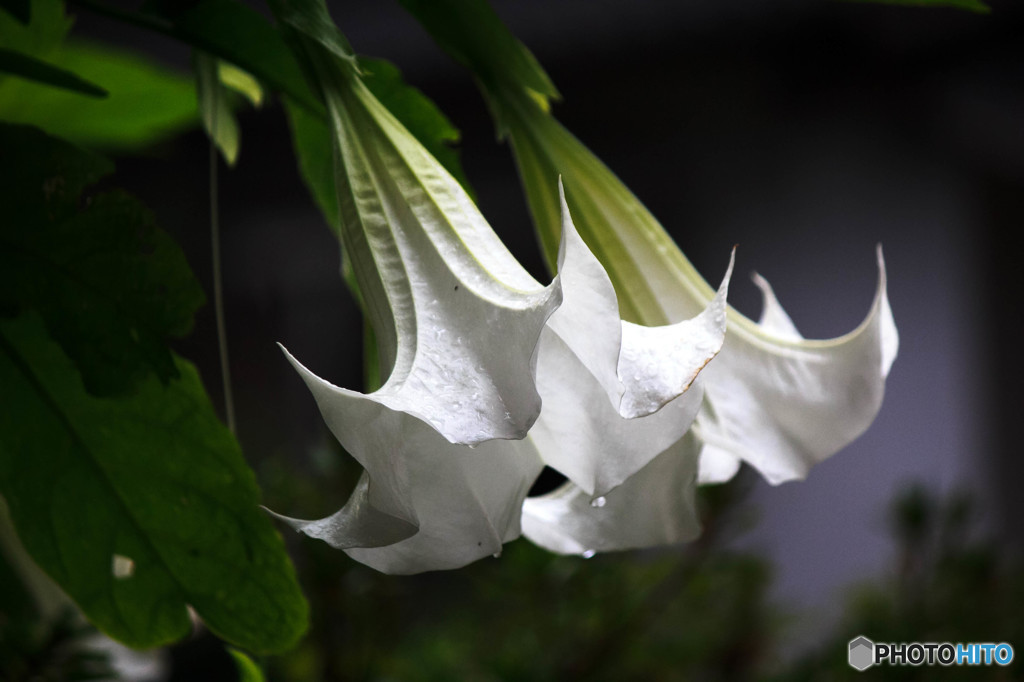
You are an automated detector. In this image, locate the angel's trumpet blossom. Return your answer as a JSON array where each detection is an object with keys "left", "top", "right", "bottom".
[{"left": 272, "top": 3, "right": 731, "bottom": 571}]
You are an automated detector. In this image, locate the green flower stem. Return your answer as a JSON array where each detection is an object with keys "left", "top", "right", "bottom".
[{"left": 209, "top": 130, "right": 236, "bottom": 435}]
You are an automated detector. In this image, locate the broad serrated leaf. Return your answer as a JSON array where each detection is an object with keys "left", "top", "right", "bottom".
[
  {"left": 0, "top": 313, "right": 309, "bottom": 653},
  {"left": 0, "top": 124, "right": 205, "bottom": 396},
  {"left": 195, "top": 50, "right": 240, "bottom": 165},
  {"left": 0, "top": 46, "right": 106, "bottom": 96}
]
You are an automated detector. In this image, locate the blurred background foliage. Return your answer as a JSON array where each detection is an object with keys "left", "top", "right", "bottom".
[
  {"left": 262, "top": 453, "right": 1024, "bottom": 681},
  {"left": 10, "top": 459, "right": 1018, "bottom": 680},
  {"left": 2, "top": 0, "right": 1022, "bottom": 679}
]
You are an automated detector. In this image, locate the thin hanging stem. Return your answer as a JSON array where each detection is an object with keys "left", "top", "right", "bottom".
[{"left": 209, "top": 127, "right": 236, "bottom": 435}]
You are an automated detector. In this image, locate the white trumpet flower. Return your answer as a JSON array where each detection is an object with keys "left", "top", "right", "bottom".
[
  {"left": 272, "top": 24, "right": 731, "bottom": 572},
  {"left": 501, "top": 106, "right": 897, "bottom": 486},
  {"left": 399, "top": 0, "right": 897, "bottom": 493},
  {"left": 450, "top": 51, "right": 898, "bottom": 488},
  {"left": 394, "top": 0, "right": 898, "bottom": 555}
]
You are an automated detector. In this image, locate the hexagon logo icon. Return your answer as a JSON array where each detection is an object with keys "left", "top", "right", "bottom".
[{"left": 849, "top": 636, "right": 875, "bottom": 671}]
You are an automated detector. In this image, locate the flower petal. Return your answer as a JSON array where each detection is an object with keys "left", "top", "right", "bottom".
[
  {"left": 343, "top": 435, "right": 540, "bottom": 574},
  {"left": 327, "top": 78, "right": 562, "bottom": 444},
  {"left": 466, "top": 72, "right": 899, "bottom": 486},
  {"left": 617, "top": 251, "right": 732, "bottom": 419},
  {"left": 529, "top": 326, "right": 705, "bottom": 498},
  {"left": 278, "top": 346, "right": 543, "bottom": 574},
  {"left": 269, "top": 472, "right": 418, "bottom": 549},
  {"left": 750, "top": 271, "right": 801, "bottom": 340},
  {"left": 696, "top": 246, "right": 898, "bottom": 484},
  {"left": 522, "top": 431, "right": 702, "bottom": 555},
  {"left": 531, "top": 191, "right": 730, "bottom": 497},
  {"left": 543, "top": 181, "right": 625, "bottom": 409}
]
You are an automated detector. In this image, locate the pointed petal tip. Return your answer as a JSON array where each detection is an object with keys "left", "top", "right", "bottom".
[
  {"left": 875, "top": 243, "right": 889, "bottom": 291},
  {"left": 554, "top": 176, "right": 582, "bottom": 274},
  {"left": 261, "top": 504, "right": 313, "bottom": 533},
  {"left": 693, "top": 249, "right": 735, "bottom": 341},
  {"left": 722, "top": 247, "right": 737, "bottom": 290},
  {"left": 277, "top": 342, "right": 342, "bottom": 394},
  {"left": 698, "top": 244, "right": 899, "bottom": 485},
  {"left": 873, "top": 243, "right": 899, "bottom": 376},
  {"left": 749, "top": 270, "right": 802, "bottom": 340},
  {"left": 276, "top": 341, "right": 302, "bottom": 371},
  {"left": 711, "top": 248, "right": 736, "bottom": 318}
]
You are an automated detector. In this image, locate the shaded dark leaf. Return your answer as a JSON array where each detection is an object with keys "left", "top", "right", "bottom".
[
  {"left": 0, "top": 313, "right": 309, "bottom": 653},
  {"left": 0, "top": 124, "right": 204, "bottom": 396},
  {"left": 284, "top": 97, "right": 338, "bottom": 229},
  {"left": 172, "top": 0, "right": 321, "bottom": 113},
  {"left": 0, "top": 47, "right": 107, "bottom": 96},
  {"left": 399, "top": 0, "right": 559, "bottom": 134},
  {"left": 0, "top": 0, "right": 31, "bottom": 24}
]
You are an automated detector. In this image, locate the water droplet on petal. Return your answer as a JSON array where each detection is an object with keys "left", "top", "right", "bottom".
[
  {"left": 590, "top": 496, "right": 606, "bottom": 508},
  {"left": 467, "top": 443, "right": 477, "bottom": 450},
  {"left": 581, "top": 549, "right": 596, "bottom": 559},
  {"left": 492, "top": 551, "right": 502, "bottom": 559}
]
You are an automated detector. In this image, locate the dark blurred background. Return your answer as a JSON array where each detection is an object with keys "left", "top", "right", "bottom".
[{"left": 71, "top": 0, "right": 1023, "bottom": 675}]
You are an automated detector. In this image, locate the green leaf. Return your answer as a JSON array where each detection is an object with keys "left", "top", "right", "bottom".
[
  {"left": 218, "top": 61, "right": 263, "bottom": 108},
  {"left": 170, "top": 0, "right": 321, "bottom": 113},
  {"left": 0, "top": 123, "right": 205, "bottom": 397},
  {"left": 0, "top": 313, "right": 309, "bottom": 653},
  {"left": 0, "top": 0, "right": 32, "bottom": 24},
  {"left": 843, "top": 0, "right": 990, "bottom": 11},
  {"left": 284, "top": 97, "right": 338, "bottom": 230},
  {"left": 268, "top": 0, "right": 356, "bottom": 68},
  {"left": 0, "top": 501, "right": 39, "bottom": 625},
  {"left": 399, "top": 0, "right": 559, "bottom": 133},
  {"left": 228, "top": 648, "right": 267, "bottom": 682},
  {"left": 0, "top": 0, "right": 70, "bottom": 57},
  {"left": 51, "top": 0, "right": 320, "bottom": 114},
  {"left": 0, "top": 41, "right": 198, "bottom": 151},
  {"left": 0, "top": 46, "right": 107, "bottom": 96},
  {"left": 195, "top": 51, "right": 240, "bottom": 165}
]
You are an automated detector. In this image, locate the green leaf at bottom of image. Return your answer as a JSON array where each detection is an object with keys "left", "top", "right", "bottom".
[{"left": 0, "top": 314, "right": 309, "bottom": 653}]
